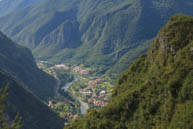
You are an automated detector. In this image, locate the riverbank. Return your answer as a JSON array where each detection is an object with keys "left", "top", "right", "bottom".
[
  {"left": 37, "top": 61, "right": 114, "bottom": 121},
  {"left": 62, "top": 75, "right": 89, "bottom": 115}
]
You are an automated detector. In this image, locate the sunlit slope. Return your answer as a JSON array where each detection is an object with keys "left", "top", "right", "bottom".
[
  {"left": 0, "top": 0, "right": 193, "bottom": 75},
  {"left": 65, "top": 14, "right": 193, "bottom": 129}
]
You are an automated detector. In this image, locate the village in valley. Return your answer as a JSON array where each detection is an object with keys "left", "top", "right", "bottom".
[{"left": 37, "top": 61, "right": 114, "bottom": 123}]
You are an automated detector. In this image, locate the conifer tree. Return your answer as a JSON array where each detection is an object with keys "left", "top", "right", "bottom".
[{"left": 0, "top": 85, "right": 22, "bottom": 129}]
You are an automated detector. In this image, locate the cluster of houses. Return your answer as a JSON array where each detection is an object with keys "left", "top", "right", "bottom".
[
  {"left": 92, "top": 99, "right": 106, "bottom": 107},
  {"left": 78, "top": 78, "right": 109, "bottom": 107},
  {"left": 38, "top": 61, "right": 91, "bottom": 75},
  {"left": 54, "top": 64, "right": 70, "bottom": 70},
  {"left": 48, "top": 100, "right": 54, "bottom": 109},
  {"left": 61, "top": 112, "right": 78, "bottom": 120},
  {"left": 79, "top": 78, "right": 105, "bottom": 96},
  {"left": 87, "top": 90, "right": 108, "bottom": 107},
  {"left": 50, "top": 63, "right": 89, "bottom": 75},
  {"left": 73, "top": 66, "right": 89, "bottom": 75},
  {"left": 87, "top": 78, "right": 105, "bottom": 87},
  {"left": 48, "top": 100, "right": 79, "bottom": 121},
  {"left": 44, "top": 62, "right": 111, "bottom": 121}
]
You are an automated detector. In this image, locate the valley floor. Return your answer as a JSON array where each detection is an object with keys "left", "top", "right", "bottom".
[{"left": 37, "top": 61, "right": 114, "bottom": 123}]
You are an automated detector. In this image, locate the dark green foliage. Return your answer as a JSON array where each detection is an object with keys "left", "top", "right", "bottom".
[
  {"left": 64, "top": 14, "right": 193, "bottom": 129},
  {"left": 0, "top": 69, "right": 64, "bottom": 129},
  {"left": 0, "top": 31, "right": 65, "bottom": 129},
  {"left": 0, "top": 31, "right": 56, "bottom": 100},
  {"left": 57, "top": 72, "right": 74, "bottom": 87},
  {"left": 0, "top": 85, "right": 22, "bottom": 129},
  {"left": 1, "top": 0, "right": 193, "bottom": 76}
]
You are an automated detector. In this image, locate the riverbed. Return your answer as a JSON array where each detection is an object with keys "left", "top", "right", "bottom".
[{"left": 61, "top": 75, "right": 89, "bottom": 115}]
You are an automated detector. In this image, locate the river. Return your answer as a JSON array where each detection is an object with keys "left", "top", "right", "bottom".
[{"left": 61, "top": 75, "right": 89, "bottom": 115}]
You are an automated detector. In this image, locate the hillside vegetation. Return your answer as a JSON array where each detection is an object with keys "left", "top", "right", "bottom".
[
  {"left": 0, "top": 31, "right": 56, "bottom": 100},
  {"left": 0, "top": 69, "right": 64, "bottom": 129},
  {"left": 0, "top": 30, "right": 66, "bottom": 128},
  {"left": 0, "top": 0, "right": 193, "bottom": 75},
  {"left": 64, "top": 14, "right": 193, "bottom": 129}
]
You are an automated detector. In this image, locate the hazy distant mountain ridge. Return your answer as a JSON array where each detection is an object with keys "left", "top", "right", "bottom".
[
  {"left": 0, "top": 0, "right": 43, "bottom": 17},
  {"left": 0, "top": 0, "right": 193, "bottom": 75}
]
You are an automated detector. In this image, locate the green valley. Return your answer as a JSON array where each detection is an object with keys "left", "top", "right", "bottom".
[
  {"left": 37, "top": 61, "right": 114, "bottom": 123},
  {"left": 64, "top": 14, "right": 193, "bottom": 129},
  {"left": 0, "top": 0, "right": 193, "bottom": 77},
  {"left": 0, "top": 0, "right": 192, "bottom": 129}
]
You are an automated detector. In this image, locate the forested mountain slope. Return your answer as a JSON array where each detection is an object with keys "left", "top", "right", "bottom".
[
  {"left": 0, "top": 0, "right": 193, "bottom": 75},
  {"left": 0, "top": 69, "right": 64, "bottom": 129},
  {"left": 0, "top": 31, "right": 56, "bottom": 100},
  {"left": 64, "top": 14, "right": 193, "bottom": 129}
]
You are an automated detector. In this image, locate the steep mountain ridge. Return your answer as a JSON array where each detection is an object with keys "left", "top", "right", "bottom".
[
  {"left": 64, "top": 14, "right": 193, "bottom": 129},
  {"left": 0, "top": 0, "right": 193, "bottom": 76},
  {"left": 0, "top": 31, "right": 56, "bottom": 100},
  {"left": 0, "top": 31, "right": 64, "bottom": 129}
]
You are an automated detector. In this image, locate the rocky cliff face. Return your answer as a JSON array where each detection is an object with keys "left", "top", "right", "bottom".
[
  {"left": 41, "top": 21, "right": 81, "bottom": 49},
  {"left": 33, "top": 20, "right": 82, "bottom": 59}
]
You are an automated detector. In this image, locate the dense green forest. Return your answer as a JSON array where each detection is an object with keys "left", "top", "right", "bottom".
[
  {"left": 0, "top": 69, "right": 64, "bottom": 129},
  {"left": 0, "top": 31, "right": 64, "bottom": 129},
  {"left": 0, "top": 31, "right": 56, "bottom": 100},
  {"left": 64, "top": 14, "right": 193, "bottom": 129}
]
